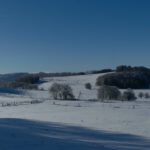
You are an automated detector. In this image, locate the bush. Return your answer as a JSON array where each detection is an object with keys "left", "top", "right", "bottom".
[
  {"left": 49, "top": 83, "right": 75, "bottom": 100},
  {"left": 138, "top": 92, "right": 144, "bottom": 98},
  {"left": 97, "top": 85, "right": 121, "bottom": 101},
  {"left": 85, "top": 83, "right": 92, "bottom": 90},
  {"left": 122, "top": 89, "right": 136, "bottom": 101}
]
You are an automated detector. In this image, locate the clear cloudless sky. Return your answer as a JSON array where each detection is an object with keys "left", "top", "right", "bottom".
[{"left": 0, "top": 0, "right": 150, "bottom": 73}]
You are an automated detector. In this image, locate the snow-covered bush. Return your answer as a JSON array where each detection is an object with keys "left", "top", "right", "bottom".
[
  {"left": 85, "top": 83, "right": 92, "bottom": 90},
  {"left": 97, "top": 85, "right": 121, "bottom": 101},
  {"left": 122, "top": 89, "right": 136, "bottom": 101},
  {"left": 49, "top": 83, "right": 75, "bottom": 100}
]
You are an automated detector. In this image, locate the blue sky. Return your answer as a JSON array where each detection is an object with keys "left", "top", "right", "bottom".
[{"left": 0, "top": 0, "right": 150, "bottom": 73}]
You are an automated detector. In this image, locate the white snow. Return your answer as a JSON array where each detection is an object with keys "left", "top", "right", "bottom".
[
  {"left": 0, "top": 73, "right": 150, "bottom": 149},
  {"left": 39, "top": 73, "right": 107, "bottom": 100}
]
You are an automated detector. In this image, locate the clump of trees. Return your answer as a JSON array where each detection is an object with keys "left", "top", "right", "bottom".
[
  {"left": 97, "top": 85, "right": 121, "bottom": 101},
  {"left": 97, "top": 85, "right": 137, "bottom": 101},
  {"left": 96, "top": 72, "right": 150, "bottom": 89},
  {"left": 49, "top": 83, "right": 75, "bottom": 100},
  {"left": 16, "top": 75, "right": 40, "bottom": 84},
  {"left": 122, "top": 89, "right": 137, "bottom": 101},
  {"left": 0, "top": 82, "right": 38, "bottom": 90},
  {"left": 96, "top": 65, "right": 150, "bottom": 89},
  {"left": 85, "top": 83, "right": 92, "bottom": 90},
  {"left": 0, "top": 75, "right": 40, "bottom": 90},
  {"left": 9, "top": 82, "right": 38, "bottom": 90},
  {"left": 10, "top": 74, "right": 40, "bottom": 89},
  {"left": 116, "top": 65, "right": 150, "bottom": 73}
]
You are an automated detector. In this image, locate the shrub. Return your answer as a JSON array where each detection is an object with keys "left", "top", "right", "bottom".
[
  {"left": 138, "top": 92, "right": 144, "bottom": 98},
  {"left": 122, "top": 89, "right": 136, "bottom": 101},
  {"left": 49, "top": 83, "right": 75, "bottom": 100},
  {"left": 97, "top": 85, "right": 121, "bottom": 101},
  {"left": 85, "top": 83, "right": 92, "bottom": 90}
]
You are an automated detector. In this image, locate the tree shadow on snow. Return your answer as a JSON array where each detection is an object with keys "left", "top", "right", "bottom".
[{"left": 0, "top": 118, "right": 149, "bottom": 150}]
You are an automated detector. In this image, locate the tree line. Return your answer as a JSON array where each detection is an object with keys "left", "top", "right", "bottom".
[{"left": 96, "top": 65, "right": 150, "bottom": 89}]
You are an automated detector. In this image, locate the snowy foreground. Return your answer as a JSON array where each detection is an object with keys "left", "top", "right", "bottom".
[{"left": 0, "top": 73, "right": 150, "bottom": 150}]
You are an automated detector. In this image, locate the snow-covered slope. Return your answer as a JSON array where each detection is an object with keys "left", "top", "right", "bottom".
[
  {"left": 0, "top": 73, "right": 150, "bottom": 149},
  {"left": 0, "top": 118, "right": 149, "bottom": 150},
  {"left": 39, "top": 73, "right": 107, "bottom": 100}
]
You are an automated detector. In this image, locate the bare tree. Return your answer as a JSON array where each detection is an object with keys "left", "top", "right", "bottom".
[{"left": 49, "top": 83, "right": 75, "bottom": 100}]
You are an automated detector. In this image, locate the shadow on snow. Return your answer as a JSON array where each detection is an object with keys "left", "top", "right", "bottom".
[{"left": 0, "top": 118, "right": 149, "bottom": 150}]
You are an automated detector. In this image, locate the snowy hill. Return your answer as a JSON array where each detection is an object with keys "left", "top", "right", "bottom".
[
  {"left": 39, "top": 73, "right": 107, "bottom": 100},
  {"left": 0, "top": 73, "right": 150, "bottom": 149}
]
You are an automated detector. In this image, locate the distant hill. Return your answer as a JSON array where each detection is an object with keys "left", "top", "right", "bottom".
[
  {"left": 0, "top": 73, "right": 29, "bottom": 82},
  {"left": 37, "top": 69, "right": 113, "bottom": 78},
  {"left": 0, "top": 69, "right": 114, "bottom": 82}
]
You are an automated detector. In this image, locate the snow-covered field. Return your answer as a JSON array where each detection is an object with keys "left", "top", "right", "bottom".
[{"left": 0, "top": 73, "right": 150, "bottom": 150}]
